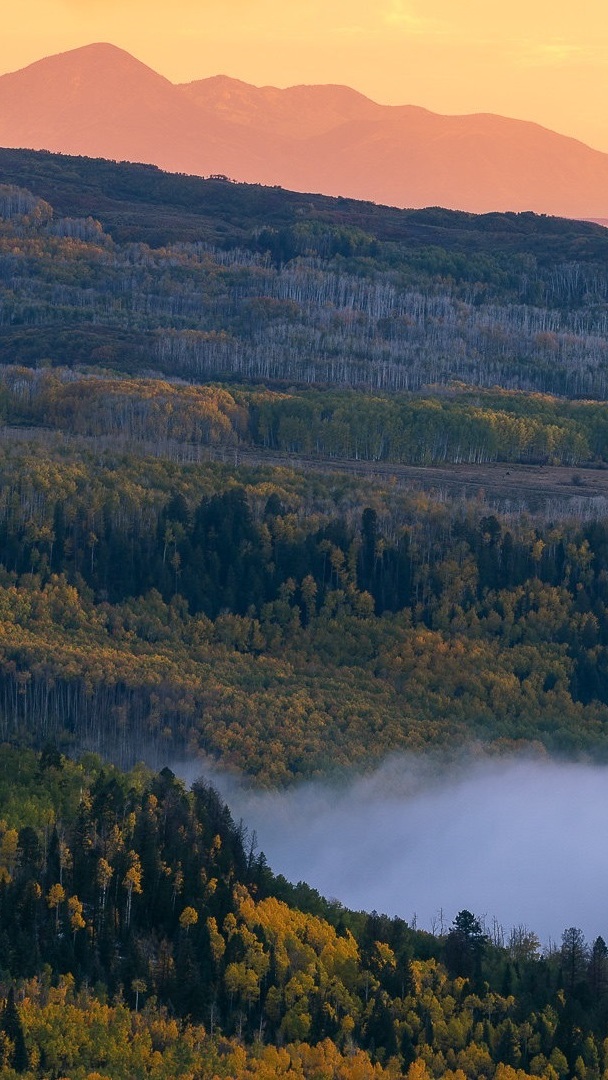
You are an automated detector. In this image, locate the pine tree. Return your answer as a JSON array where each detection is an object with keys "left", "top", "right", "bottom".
[{"left": 1, "top": 988, "right": 28, "bottom": 1073}]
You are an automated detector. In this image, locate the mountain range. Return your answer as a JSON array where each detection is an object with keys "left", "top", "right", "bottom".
[{"left": 1, "top": 42, "right": 608, "bottom": 219}]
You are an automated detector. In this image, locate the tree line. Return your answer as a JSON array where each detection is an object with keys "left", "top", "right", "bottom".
[{"left": 3, "top": 366, "right": 608, "bottom": 467}]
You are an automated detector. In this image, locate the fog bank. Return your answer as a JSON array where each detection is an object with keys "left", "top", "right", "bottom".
[{"left": 174, "top": 755, "right": 608, "bottom": 943}]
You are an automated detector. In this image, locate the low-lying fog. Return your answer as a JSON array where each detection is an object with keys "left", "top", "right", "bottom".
[{"left": 174, "top": 755, "right": 608, "bottom": 944}]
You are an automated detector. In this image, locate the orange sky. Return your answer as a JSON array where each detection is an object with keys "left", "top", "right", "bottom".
[{"left": 3, "top": 0, "right": 608, "bottom": 152}]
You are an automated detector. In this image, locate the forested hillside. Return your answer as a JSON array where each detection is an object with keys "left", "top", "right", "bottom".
[
  {"left": 0, "top": 745, "right": 606, "bottom": 1080},
  {"left": 0, "top": 434, "right": 606, "bottom": 779},
  {"left": 0, "top": 158, "right": 608, "bottom": 778},
  {"left": 1, "top": 161, "right": 608, "bottom": 396},
  {"left": 1, "top": 139, "right": 608, "bottom": 1078}
]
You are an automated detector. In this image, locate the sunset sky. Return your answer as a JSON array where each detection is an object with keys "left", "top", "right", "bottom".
[{"left": 3, "top": 0, "right": 608, "bottom": 152}]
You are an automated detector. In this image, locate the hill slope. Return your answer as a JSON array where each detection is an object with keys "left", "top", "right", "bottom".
[{"left": 2, "top": 147, "right": 608, "bottom": 398}]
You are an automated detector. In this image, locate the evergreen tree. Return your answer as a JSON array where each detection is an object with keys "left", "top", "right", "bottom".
[
  {"left": 445, "top": 910, "right": 487, "bottom": 979},
  {"left": 1, "top": 988, "right": 28, "bottom": 1073}
]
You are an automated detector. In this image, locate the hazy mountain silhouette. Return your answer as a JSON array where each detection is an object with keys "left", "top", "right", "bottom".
[{"left": 1, "top": 42, "right": 608, "bottom": 218}]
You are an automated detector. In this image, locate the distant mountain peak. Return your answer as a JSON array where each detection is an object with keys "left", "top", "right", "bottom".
[
  {"left": 0, "top": 41, "right": 175, "bottom": 98},
  {"left": 6, "top": 40, "right": 162, "bottom": 74},
  {"left": 55, "top": 41, "right": 132, "bottom": 58}
]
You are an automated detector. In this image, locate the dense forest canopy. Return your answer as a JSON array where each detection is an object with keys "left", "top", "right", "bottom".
[{"left": 0, "top": 434, "right": 605, "bottom": 779}]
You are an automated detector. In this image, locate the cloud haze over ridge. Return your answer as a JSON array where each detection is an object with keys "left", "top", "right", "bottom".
[{"left": 176, "top": 755, "right": 608, "bottom": 944}]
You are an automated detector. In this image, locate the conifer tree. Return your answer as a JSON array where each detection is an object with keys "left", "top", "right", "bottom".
[{"left": 1, "top": 988, "right": 28, "bottom": 1073}]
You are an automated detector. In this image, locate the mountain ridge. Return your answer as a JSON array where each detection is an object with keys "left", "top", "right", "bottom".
[{"left": 1, "top": 42, "right": 608, "bottom": 217}]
